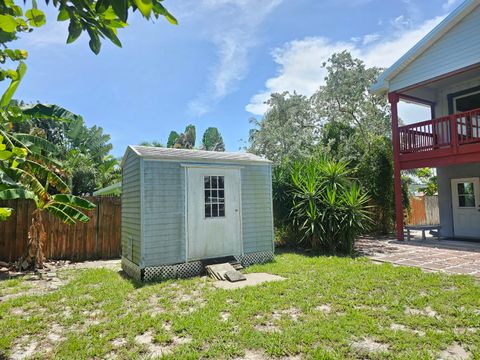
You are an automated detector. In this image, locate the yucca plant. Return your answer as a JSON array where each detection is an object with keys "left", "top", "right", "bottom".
[
  {"left": 289, "top": 157, "right": 371, "bottom": 255},
  {"left": 0, "top": 107, "right": 95, "bottom": 270}
]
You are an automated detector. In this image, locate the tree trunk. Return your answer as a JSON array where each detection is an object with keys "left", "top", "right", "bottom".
[{"left": 19, "top": 210, "right": 46, "bottom": 271}]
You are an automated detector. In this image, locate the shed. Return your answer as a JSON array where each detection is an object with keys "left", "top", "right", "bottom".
[{"left": 120, "top": 146, "right": 274, "bottom": 281}]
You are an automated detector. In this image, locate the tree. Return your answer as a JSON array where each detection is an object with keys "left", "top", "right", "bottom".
[
  {"left": 249, "top": 92, "right": 319, "bottom": 163},
  {"left": 19, "top": 103, "right": 119, "bottom": 195},
  {"left": 311, "top": 51, "right": 390, "bottom": 147},
  {"left": 139, "top": 140, "right": 163, "bottom": 147},
  {"left": 0, "top": 0, "right": 176, "bottom": 267},
  {"left": 173, "top": 124, "right": 196, "bottom": 149},
  {"left": 202, "top": 127, "right": 225, "bottom": 151},
  {"left": 0, "top": 116, "right": 96, "bottom": 269},
  {"left": 249, "top": 51, "right": 401, "bottom": 235},
  {"left": 166, "top": 131, "right": 179, "bottom": 148},
  {"left": 415, "top": 168, "right": 438, "bottom": 196},
  {"left": 313, "top": 52, "right": 397, "bottom": 234}
]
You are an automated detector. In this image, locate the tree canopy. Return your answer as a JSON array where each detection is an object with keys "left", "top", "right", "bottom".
[
  {"left": 249, "top": 51, "right": 398, "bottom": 234},
  {"left": 201, "top": 127, "right": 225, "bottom": 151}
]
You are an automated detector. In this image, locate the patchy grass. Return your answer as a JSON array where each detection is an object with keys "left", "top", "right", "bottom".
[{"left": 1, "top": 253, "right": 480, "bottom": 359}]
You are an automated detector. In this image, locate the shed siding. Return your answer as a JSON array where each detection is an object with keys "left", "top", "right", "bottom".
[
  {"left": 241, "top": 165, "right": 274, "bottom": 253},
  {"left": 142, "top": 161, "right": 185, "bottom": 267},
  {"left": 390, "top": 4, "right": 480, "bottom": 91},
  {"left": 121, "top": 152, "right": 142, "bottom": 265}
]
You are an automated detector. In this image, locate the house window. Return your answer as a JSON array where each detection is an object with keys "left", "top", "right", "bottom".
[
  {"left": 457, "top": 182, "right": 476, "bottom": 208},
  {"left": 204, "top": 176, "right": 225, "bottom": 218}
]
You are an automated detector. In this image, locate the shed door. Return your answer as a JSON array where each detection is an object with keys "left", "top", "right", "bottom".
[
  {"left": 451, "top": 178, "right": 480, "bottom": 238},
  {"left": 187, "top": 167, "right": 242, "bottom": 261}
]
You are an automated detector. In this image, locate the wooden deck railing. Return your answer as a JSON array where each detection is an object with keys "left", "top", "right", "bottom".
[{"left": 398, "top": 108, "right": 480, "bottom": 154}]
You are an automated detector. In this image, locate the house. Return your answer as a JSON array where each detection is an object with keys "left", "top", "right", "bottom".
[
  {"left": 372, "top": 0, "right": 480, "bottom": 240},
  {"left": 120, "top": 146, "right": 274, "bottom": 281}
]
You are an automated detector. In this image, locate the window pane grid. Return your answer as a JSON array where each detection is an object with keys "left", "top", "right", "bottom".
[
  {"left": 457, "top": 182, "right": 476, "bottom": 208},
  {"left": 204, "top": 176, "right": 225, "bottom": 218}
]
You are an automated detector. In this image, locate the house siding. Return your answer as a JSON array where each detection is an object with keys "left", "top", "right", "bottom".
[
  {"left": 437, "top": 163, "right": 480, "bottom": 238},
  {"left": 434, "top": 76, "right": 480, "bottom": 117},
  {"left": 390, "top": 4, "right": 480, "bottom": 92},
  {"left": 142, "top": 160, "right": 185, "bottom": 267},
  {"left": 241, "top": 165, "right": 274, "bottom": 253},
  {"left": 121, "top": 152, "right": 142, "bottom": 265}
]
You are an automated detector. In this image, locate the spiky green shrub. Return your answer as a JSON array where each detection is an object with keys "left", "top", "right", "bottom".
[{"left": 278, "top": 158, "right": 371, "bottom": 255}]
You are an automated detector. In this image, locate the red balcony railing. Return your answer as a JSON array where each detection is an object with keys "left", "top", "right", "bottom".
[{"left": 398, "top": 108, "right": 480, "bottom": 154}]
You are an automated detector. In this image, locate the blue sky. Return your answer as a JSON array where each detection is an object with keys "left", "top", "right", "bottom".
[{"left": 12, "top": 0, "right": 463, "bottom": 156}]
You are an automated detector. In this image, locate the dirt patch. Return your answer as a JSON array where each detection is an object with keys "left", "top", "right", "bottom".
[
  {"left": 233, "top": 350, "right": 268, "bottom": 360},
  {"left": 390, "top": 323, "right": 407, "bottom": 331},
  {"left": 404, "top": 306, "right": 440, "bottom": 319},
  {"left": 147, "top": 295, "right": 165, "bottom": 317},
  {"left": 134, "top": 330, "right": 192, "bottom": 357},
  {"left": 454, "top": 327, "right": 478, "bottom": 335},
  {"left": 10, "top": 337, "right": 38, "bottom": 360},
  {"left": 351, "top": 337, "right": 389, "bottom": 354},
  {"left": 253, "top": 323, "right": 281, "bottom": 333},
  {"left": 273, "top": 307, "right": 303, "bottom": 322},
  {"left": 111, "top": 338, "right": 127, "bottom": 347},
  {"left": 220, "top": 311, "right": 230, "bottom": 321},
  {"left": 390, "top": 323, "right": 425, "bottom": 336},
  {"left": 438, "top": 343, "right": 470, "bottom": 360},
  {"left": 314, "top": 304, "right": 331, "bottom": 314},
  {"left": 47, "top": 323, "right": 65, "bottom": 343}
]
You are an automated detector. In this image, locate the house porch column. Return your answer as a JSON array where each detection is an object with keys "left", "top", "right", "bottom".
[{"left": 388, "top": 92, "right": 404, "bottom": 240}]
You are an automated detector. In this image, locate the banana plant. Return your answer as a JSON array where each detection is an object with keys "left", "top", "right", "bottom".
[{"left": 0, "top": 111, "right": 95, "bottom": 270}]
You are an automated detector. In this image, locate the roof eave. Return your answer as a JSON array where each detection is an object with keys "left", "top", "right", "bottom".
[
  {"left": 371, "top": 0, "right": 479, "bottom": 94},
  {"left": 120, "top": 145, "right": 140, "bottom": 168}
]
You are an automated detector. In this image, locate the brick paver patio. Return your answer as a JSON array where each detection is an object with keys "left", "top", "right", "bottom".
[{"left": 356, "top": 237, "right": 480, "bottom": 277}]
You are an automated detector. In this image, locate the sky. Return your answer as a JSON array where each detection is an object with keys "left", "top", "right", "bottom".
[{"left": 10, "top": 0, "right": 465, "bottom": 157}]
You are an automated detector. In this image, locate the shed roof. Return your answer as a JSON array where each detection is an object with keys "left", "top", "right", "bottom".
[
  {"left": 371, "top": 0, "right": 480, "bottom": 94},
  {"left": 123, "top": 145, "right": 272, "bottom": 165}
]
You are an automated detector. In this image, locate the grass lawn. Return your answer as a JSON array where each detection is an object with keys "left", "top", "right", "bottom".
[{"left": 1, "top": 252, "right": 480, "bottom": 359}]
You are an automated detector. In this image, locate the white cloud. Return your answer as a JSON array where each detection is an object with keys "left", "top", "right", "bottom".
[
  {"left": 362, "top": 33, "right": 380, "bottom": 45},
  {"left": 187, "top": 0, "right": 282, "bottom": 116},
  {"left": 246, "top": 15, "right": 445, "bottom": 115},
  {"left": 17, "top": 20, "right": 68, "bottom": 48},
  {"left": 442, "top": 0, "right": 462, "bottom": 12}
]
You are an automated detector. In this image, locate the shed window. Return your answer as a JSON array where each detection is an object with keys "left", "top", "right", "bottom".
[{"left": 204, "top": 176, "right": 225, "bottom": 218}]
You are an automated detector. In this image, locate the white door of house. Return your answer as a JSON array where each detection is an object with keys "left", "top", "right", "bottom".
[
  {"left": 186, "top": 167, "right": 242, "bottom": 261},
  {"left": 451, "top": 178, "right": 480, "bottom": 238}
]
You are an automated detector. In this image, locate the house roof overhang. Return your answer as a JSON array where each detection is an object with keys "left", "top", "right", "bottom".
[{"left": 371, "top": 0, "right": 480, "bottom": 95}]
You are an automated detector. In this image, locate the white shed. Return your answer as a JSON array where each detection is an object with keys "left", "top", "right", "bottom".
[{"left": 120, "top": 146, "right": 274, "bottom": 281}]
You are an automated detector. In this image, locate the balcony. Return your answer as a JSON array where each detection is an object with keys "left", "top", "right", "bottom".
[{"left": 397, "top": 108, "right": 480, "bottom": 169}]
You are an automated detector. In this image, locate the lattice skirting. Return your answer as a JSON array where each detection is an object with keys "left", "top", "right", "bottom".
[
  {"left": 237, "top": 251, "right": 274, "bottom": 267},
  {"left": 121, "top": 257, "right": 142, "bottom": 281},
  {"left": 143, "top": 261, "right": 204, "bottom": 282}
]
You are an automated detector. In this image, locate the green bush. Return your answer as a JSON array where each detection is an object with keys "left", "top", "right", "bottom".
[{"left": 274, "top": 158, "right": 371, "bottom": 254}]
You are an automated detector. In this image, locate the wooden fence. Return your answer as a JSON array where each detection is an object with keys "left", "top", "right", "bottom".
[
  {"left": 0, "top": 196, "right": 121, "bottom": 263},
  {"left": 407, "top": 195, "right": 440, "bottom": 226}
]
